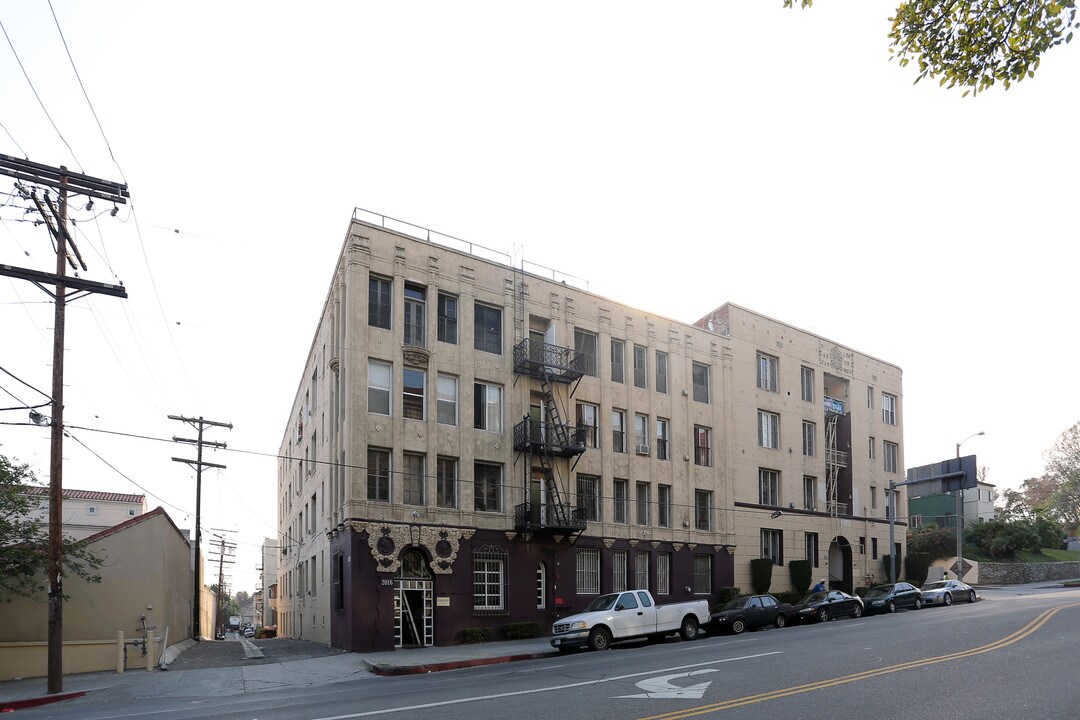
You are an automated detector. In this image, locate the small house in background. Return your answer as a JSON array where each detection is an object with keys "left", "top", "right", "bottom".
[{"left": 22, "top": 486, "right": 146, "bottom": 540}]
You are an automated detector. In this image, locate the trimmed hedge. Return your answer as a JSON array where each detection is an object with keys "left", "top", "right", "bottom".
[
  {"left": 882, "top": 552, "right": 903, "bottom": 582},
  {"left": 750, "top": 558, "right": 774, "bottom": 594},
  {"left": 461, "top": 627, "right": 493, "bottom": 644},
  {"left": 788, "top": 559, "right": 812, "bottom": 593},
  {"left": 905, "top": 553, "right": 933, "bottom": 587},
  {"left": 771, "top": 589, "right": 806, "bottom": 605},
  {"left": 503, "top": 621, "right": 541, "bottom": 640}
]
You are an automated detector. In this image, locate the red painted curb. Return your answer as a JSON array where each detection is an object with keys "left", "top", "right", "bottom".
[
  {"left": 369, "top": 651, "right": 558, "bottom": 676},
  {"left": 1, "top": 690, "right": 85, "bottom": 712}
]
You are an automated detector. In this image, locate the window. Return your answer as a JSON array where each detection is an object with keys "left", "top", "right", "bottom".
[
  {"left": 884, "top": 441, "right": 899, "bottom": 473},
  {"left": 332, "top": 553, "right": 344, "bottom": 610},
  {"left": 882, "top": 393, "right": 897, "bottom": 425},
  {"left": 634, "top": 413, "right": 648, "bottom": 451},
  {"left": 613, "top": 479, "right": 628, "bottom": 523},
  {"left": 576, "top": 549, "right": 600, "bottom": 594},
  {"left": 474, "top": 303, "right": 502, "bottom": 354},
  {"left": 694, "top": 426, "right": 712, "bottom": 467},
  {"left": 869, "top": 436, "right": 876, "bottom": 460},
  {"left": 127, "top": 509, "right": 136, "bottom": 516},
  {"left": 757, "top": 352, "right": 778, "bottom": 392},
  {"left": 692, "top": 362, "right": 710, "bottom": 403},
  {"left": 761, "top": 529, "right": 782, "bottom": 566},
  {"left": 403, "top": 452, "right": 425, "bottom": 505},
  {"left": 536, "top": 563, "right": 547, "bottom": 609},
  {"left": 656, "top": 552, "right": 671, "bottom": 595},
  {"left": 655, "top": 351, "right": 668, "bottom": 394},
  {"left": 437, "top": 456, "right": 457, "bottom": 508},
  {"left": 801, "top": 366, "right": 814, "bottom": 402},
  {"left": 758, "top": 410, "right": 779, "bottom": 449},
  {"left": 693, "top": 555, "right": 712, "bottom": 594},
  {"left": 402, "top": 368, "right": 425, "bottom": 420},
  {"left": 635, "top": 553, "right": 649, "bottom": 591},
  {"left": 368, "top": 359, "right": 391, "bottom": 415},
  {"left": 803, "top": 475, "right": 817, "bottom": 511},
  {"left": 871, "top": 537, "right": 879, "bottom": 559},
  {"left": 87, "top": 505, "right": 97, "bottom": 515},
  {"left": 612, "top": 409, "right": 626, "bottom": 453},
  {"left": 577, "top": 403, "right": 599, "bottom": 448},
  {"left": 367, "top": 448, "right": 391, "bottom": 502},
  {"left": 612, "top": 550, "right": 628, "bottom": 592},
  {"left": 656, "top": 418, "right": 670, "bottom": 460},
  {"left": 636, "top": 482, "right": 650, "bottom": 525},
  {"left": 474, "top": 462, "right": 502, "bottom": 512},
  {"left": 473, "top": 382, "right": 503, "bottom": 432},
  {"left": 657, "top": 484, "right": 672, "bottom": 528},
  {"left": 802, "top": 421, "right": 816, "bottom": 457},
  {"left": 806, "top": 532, "right": 819, "bottom": 567},
  {"left": 610, "top": 339, "right": 625, "bottom": 383},
  {"left": 633, "top": 344, "right": 647, "bottom": 388},
  {"left": 369, "top": 275, "right": 391, "bottom": 329},
  {"left": 473, "top": 546, "right": 507, "bottom": 612},
  {"left": 870, "top": 486, "right": 878, "bottom": 510},
  {"left": 437, "top": 374, "right": 458, "bottom": 425},
  {"left": 867, "top": 386, "right": 874, "bottom": 409},
  {"left": 574, "top": 328, "right": 598, "bottom": 376},
  {"left": 695, "top": 489, "right": 712, "bottom": 530},
  {"left": 759, "top": 468, "right": 780, "bottom": 506},
  {"left": 403, "top": 284, "right": 426, "bottom": 347},
  {"left": 437, "top": 292, "right": 458, "bottom": 344},
  {"left": 576, "top": 475, "right": 600, "bottom": 521}
]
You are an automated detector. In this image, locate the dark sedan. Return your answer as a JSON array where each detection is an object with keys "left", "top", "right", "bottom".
[
  {"left": 863, "top": 582, "right": 923, "bottom": 614},
  {"left": 792, "top": 590, "right": 864, "bottom": 623},
  {"left": 708, "top": 594, "right": 792, "bottom": 634}
]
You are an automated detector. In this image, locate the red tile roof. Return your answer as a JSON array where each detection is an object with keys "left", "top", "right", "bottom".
[{"left": 22, "top": 486, "right": 145, "bottom": 504}]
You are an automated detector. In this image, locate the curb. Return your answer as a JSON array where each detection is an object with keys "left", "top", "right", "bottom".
[
  {"left": 1, "top": 690, "right": 85, "bottom": 713},
  {"left": 367, "top": 651, "right": 559, "bottom": 676}
]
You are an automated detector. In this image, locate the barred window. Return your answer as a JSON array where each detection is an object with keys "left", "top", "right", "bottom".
[
  {"left": 693, "top": 555, "right": 712, "bottom": 594},
  {"left": 576, "top": 548, "right": 600, "bottom": 594},
  {"left": 635, "top": 553, "right": 649, "bottom": 591},
  {"left": 656, "top": 552, "right": 671, "bottom": 595},
  {"left": 613, "top": 550, "right": 628, "bottom": 592},
  {"left": 473, "top": 545, "right": 508, "bottom": 614}
]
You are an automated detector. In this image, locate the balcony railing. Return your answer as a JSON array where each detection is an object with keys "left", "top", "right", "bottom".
[
  {"left": 512, "top": 418, "right": 586, "bottom": 457},
  {"left": 825, "top": 449, "right": 849, "bottom": 467},
  {"left": 513, "top": 502, "right": 588, "bottom": 533},
  {"left": 824, "top": 396, "right": 845, "bottom": 415},
  {"left": 513, "top": 339, "right": 587, "bottom": 382},
  {"left": 827, "top": 500, "right": 849, "bottom": 516}
]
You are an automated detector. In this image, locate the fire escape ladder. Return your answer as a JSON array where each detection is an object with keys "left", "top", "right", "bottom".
[
  {"left": 825, "top": 412, "right": 839, "bottom": 517},
  {"left": 539, "top": 365, "right": 570, "bottom": 448}
]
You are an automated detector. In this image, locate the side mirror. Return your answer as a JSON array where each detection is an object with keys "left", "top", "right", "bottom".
[{"left": 614, "top": 604, "right": 625, "bottom": 612}]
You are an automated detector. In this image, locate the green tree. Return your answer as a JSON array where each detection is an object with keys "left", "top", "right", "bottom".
[
  {"left": 0, "top": 455, "right": 103, "bottom": 602},
  {"left": 1044, "top": 422, "right": 1080, "bottom": 533},
  {"left": 786, "top": 1, "right": 1079, "bottom": 94},
  {"left": 235, "top": 590, "right": 250, "bottom": 606}
]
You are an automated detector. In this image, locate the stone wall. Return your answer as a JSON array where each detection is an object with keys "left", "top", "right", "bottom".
[{"left": 976, "top": 561, "right": 1080, "bottom": 585}]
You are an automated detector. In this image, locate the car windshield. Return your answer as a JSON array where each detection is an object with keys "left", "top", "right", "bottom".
[
  {"left": 865, "top": 585, "right": 894, "bottom": 598},
  {"left": 723, "top": 598, "right": 752, "bottom": 610},
  {"left": 922, "top": 581, "right": 948, "bottom": 590},
  {"left": 584, "top": 594, "right": 619, "bottom": 612},
  {"left": 799, "top": 592, "right": 829, "bottom": 604}
]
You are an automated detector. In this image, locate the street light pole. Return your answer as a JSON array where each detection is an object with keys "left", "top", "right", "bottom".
[{"left": 954, "top": 431, "right": 984, "bottom": 581}]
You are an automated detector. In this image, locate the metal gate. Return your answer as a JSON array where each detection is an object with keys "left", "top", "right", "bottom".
[{"left": 394, "top": 550, "right": 433, "bottom": 648}]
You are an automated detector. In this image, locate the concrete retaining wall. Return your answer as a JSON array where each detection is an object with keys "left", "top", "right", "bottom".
[{"left": 976, "top": 561, "right": 1080, "bottom": 585}]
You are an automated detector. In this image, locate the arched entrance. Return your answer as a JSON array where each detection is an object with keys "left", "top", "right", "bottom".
[
  {"left": 395, "top": 549, "right": 433, "bottom": 648},
  {"left": 827, "top": 536, "right": 853, "bottom": 594}
]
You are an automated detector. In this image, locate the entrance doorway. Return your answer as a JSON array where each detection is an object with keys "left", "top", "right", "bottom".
[
  {"left": 828, "top": 536, "right": 853, "bottom": 593},
  {"left": 394, "top": 549, "right": 433, "bottom": 648}
]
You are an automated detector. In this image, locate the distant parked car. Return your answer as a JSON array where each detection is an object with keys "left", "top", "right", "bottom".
[
  {"left": 708, "top": 594, "right": 791, "bottom": 634},
  {"left": 920, "top": 579, "right": 976, "bottom": 606},
  {"left": 864, "top": 582, "right": 923, "bottom": 614},
  {"left": 791, "top": 590, "right": 864, "bottom": 623},
  {"left": 243, "top": 626, "right": 256, "bottom": 638}
]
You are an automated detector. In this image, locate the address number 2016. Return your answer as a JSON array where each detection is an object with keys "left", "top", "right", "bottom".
[{"left": 380, "top": 579, "right": 394, "bottom": 587}]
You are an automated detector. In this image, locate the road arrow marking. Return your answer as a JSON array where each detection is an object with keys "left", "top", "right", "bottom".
[{"left": 614, "top": 669, "right": 718, "bottom": 699}]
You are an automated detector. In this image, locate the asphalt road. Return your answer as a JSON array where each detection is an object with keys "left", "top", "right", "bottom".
[
  {"left": 166, "top": 634, "right": 349, "bottom": 671},
  {"left": 20, "top": 585, "right": 1080, "bottom": 720}
]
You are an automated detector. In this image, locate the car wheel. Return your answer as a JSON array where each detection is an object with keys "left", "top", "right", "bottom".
[
  {"left": 818, "top": 608, "right": 829, "bottom": 622},
  {"left": 588, "top": 627, "right": 612, "bottom": 651},
  {"left": 775, "top": 614, "right": 786, "bottom": 629},
  {"left": 887, "top": 601, "right": 896, "bottom": 614},
  {"left": 852, "top": 605, "right": 863, "bottom": 618},
  {"left": 943, "top": 593, "right": 953, "bottom": 606},
  {"left": 968, "top": 589, "right": 977, "bottom": 603},
  {"left": 731, "top": 618, "right": 746, "bottom": 635},
  {"left": 914, "top": 597, "right": 923, "bottom": 610},
  {"left": 680, "top": 616, "right": 699, "bottom": 641}
]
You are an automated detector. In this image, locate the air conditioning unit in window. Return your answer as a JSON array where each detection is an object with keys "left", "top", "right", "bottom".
[{"left": 635, "top": 444, "right": 650, "bottom": 455}]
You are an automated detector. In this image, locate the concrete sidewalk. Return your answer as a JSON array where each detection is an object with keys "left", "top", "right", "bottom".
[{"left": 0, "top": 636, "right": 560, "bottom": 712}]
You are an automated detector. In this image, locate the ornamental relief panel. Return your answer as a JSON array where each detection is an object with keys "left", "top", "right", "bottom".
[{"left": 352, "top": 521, "right": 475, "bottom": 575}]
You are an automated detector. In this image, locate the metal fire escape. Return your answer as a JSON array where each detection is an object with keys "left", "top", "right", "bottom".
[{"left": 824, "top": 396, "right": 848, "bottom": 517}]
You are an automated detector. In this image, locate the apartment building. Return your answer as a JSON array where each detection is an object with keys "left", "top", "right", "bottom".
[
  {"left": 277, "top": 209, "right": 906, "bottom": 651},
  {"left": 23, "top": 486, "right": 146, "bottom": 540}
]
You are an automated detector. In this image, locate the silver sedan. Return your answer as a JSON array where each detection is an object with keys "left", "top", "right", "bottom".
[{"left": 920, "top": 579, "right": 977, "bottom": 606}]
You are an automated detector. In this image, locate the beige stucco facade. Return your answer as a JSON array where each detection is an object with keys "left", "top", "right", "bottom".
[{"left": 23, "top": 487, "right": 146, "bottom": 540}]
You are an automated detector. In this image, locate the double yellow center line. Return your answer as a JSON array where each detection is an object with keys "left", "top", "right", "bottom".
[{"left": 640, "top": 602, "right": 1080, "bottom": 719}]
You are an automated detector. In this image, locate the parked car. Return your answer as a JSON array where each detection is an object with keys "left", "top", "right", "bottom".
[
  {"left": 708, "top": 594, "right": 792, "bottom": 634},
  {"left": 792, "top": 590, "right": 864, "bottom": 623},
  {"left": 863, "top": 582, "right": 923, "bottom": 614},
  {"left": 920, "top": 579, "right": 976, "bottom": 606},
  {"left": 243, "top": 626, "right": 256, "bottom": 638}
]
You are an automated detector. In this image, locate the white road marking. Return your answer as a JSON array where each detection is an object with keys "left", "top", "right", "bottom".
[
  {"left": 614, "top": 669, "right": 718, "bottom": 699},
  {"left": 310, "top": 651, "right": 782, "bottom": 719}
]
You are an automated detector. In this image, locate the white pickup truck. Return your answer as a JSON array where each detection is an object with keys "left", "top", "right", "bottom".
[{"left": 550, "top": 589, "right": 709, "bottom": 651}]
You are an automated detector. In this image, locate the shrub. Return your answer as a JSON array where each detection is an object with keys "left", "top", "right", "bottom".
[
  {"left": 907, "top": 527, "right": 956, "bottom": 560},
  {"left": 905, "top": 553, "right": 933, "bottom": 586},
  {"left": 461, "top": 627, "right": 492, "bottom": 644},
  {"left": 881, "top": 552, "right": 902, "bottom": 582},
  {"left": 711, "top": 587, "right": 742, "bottom": 611},
  {"left": 787, "top": 559, "right": 812, "bottom": 593},
  {"left": 771, "top": 589, "right": 806, "bottom": 605},
  {"left": 503, "top": 621, "right": 540, "bottom": 640},
  {"left": 750, "top": 558, "right": 774, "bottom": 594},
  {"left": 854, "top": 586, "right": 870, "bottom": 598}
]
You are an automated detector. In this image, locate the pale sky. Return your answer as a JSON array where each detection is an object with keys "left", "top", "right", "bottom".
[{"left": 2, "top": 1, "right": 1078, "bottom": 594}]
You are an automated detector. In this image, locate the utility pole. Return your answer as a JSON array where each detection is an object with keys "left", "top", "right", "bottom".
[
  {"left": 208, "top": 533, "right": 236, "bottom": 637},
  {"left": 169, "top": 415, "right": 232, "bottom": 639},
  {"left": 0, "top": 154, "right": 128, "bottom": 694}
]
